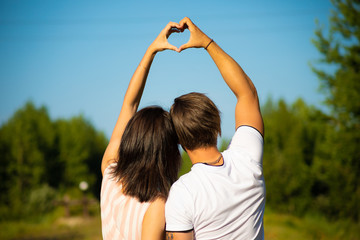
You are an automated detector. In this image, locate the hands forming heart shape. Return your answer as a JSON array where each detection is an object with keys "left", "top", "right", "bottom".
[{"left": 151, "top": 17, "right": 212, "bottom": 53}]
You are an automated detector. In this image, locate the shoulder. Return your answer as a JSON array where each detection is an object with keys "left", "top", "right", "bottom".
[
  {"left": 142, "top": 198, "right": 166, "bottom": 239},
  {"left": 225, "top": 126, "right": 264, "bottom": 165},
  {"left": 228, "top": 126, "right": 263, "bottom": 148},
  {"left": 166, "top": 176, "right": 194, "bottom": 216},
  {"left": 168, "top": 172, "right": 197, "bottom": 196},
  {"left": 101, "top": 139, "right": 121, "bottom": 175},
  {"left": 102, "top": 162, "right": 116, "bottom": 179},
  {"left": 232, "top": 125, "right": 263, "bottom": 142},
  {"left": 165, "top": 180, "right": 194, "bottom": 232},
  {"left": 144, "top": 197, "right": 165, "bottom": 220}
]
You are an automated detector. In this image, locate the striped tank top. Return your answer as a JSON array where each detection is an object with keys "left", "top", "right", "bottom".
[{"left": 101, "top": 163, "right": 150, "bottom": 240}]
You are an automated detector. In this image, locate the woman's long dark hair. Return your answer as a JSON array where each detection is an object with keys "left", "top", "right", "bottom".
[{"left": 111, "top": 106, "right": 181, "bottom": 202}]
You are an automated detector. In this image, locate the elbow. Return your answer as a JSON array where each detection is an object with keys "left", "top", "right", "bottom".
[{"left": 236, "top": 88, "right": 259, "bottom": 103}]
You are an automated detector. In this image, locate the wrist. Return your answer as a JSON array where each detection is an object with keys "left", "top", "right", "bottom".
[
  {"left": 204, "top": 39, "right": 214, "bottom": 50},
  {"left": 147, "top": 44, "right": 158, "bottom": 56},
  {"left": 202, "top": 35, "right": 212, "bottom": 48}
]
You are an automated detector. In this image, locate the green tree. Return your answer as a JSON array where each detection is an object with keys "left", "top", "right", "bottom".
[
  {"left": 312, "top": 0, "right": 360, "bottom": 220},
  {"left": 262, "top": 98, "right": 328, "bottom": 215},
  {"left": 0, "top": 101, "right": 108, "bottom": 219},
  {"left": 0, "top": 102, "right": 55, "bottom": 219},
  {"left": 55, "top": 116, "right": 107, "bottom": 198}
]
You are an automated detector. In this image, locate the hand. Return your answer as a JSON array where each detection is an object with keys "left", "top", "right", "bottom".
[
  {"left": 150, "top": 22, "right": 182, "bottom": 53},
  {"left": 178, "top": 17, "right": 212, "bottom": 52}
]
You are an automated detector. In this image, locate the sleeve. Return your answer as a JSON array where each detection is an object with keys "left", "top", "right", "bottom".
[
  {"left": 165, "top": 180, "right": 194, "bottom": 232},
  {"left": 227, "top": 125, "right": 264, "bottom": 165}
]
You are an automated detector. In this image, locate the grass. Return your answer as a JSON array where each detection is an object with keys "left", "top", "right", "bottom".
[
  {"left": 264, "top": 208, "right": 360, "bottom": 240},
  {"left": 0, "top": 217, "right": 100, "bottom": 240},
  {"left": 0, "top": 205, "right": 101, "bottom": 240},
  {"left": 0, "top": 205, "right": 359, "bottom": 240}
]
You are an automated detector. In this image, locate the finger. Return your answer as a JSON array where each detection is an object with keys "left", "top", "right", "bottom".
[
  {"left": 166, "top": 43, "right": 180, "bottom": 52},
  {"left": 179, "top": 17, "right": 191, "bottom": 26},
  {"left": 166, "top": 28, "right": 181, "bottom": 38},
  {"left": 165, "top": 21, "right": 181, "bottom": 31},
  {"left": 164, "top": 22, "right": 181, "bottom": 38},
  {"left": 179, "top": 17, "right": 192, "bottom": 30},
  {"left": 178, "top": 42, "right": 190, "bottom": 52},
  {"left": 169, "top": 28, "right": 181, "bottom": 34},
  {"left": 180, "top": 23, "right": 188, "bottom": 32},
  {"left": 178, "top": 22, "right": 188, "bottom": 31}
]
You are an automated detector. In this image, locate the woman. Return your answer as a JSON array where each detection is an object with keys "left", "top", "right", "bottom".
[{"left": 100, "top": 22, "right": 182, "bottom": 240}]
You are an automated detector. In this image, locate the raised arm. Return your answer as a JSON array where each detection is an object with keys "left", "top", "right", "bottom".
[
  {"left": 179, "top": 17, "right": 264, "bottom": 136},
  {"left": 101, "top": 22, "right": 181, "bottom": 175}
]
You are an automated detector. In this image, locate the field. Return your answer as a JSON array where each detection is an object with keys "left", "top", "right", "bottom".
[
  {"left": 263, "top": 208, "right": 359, "bottom": 240},
  {"left": 1, "top": 206, "right": 359, "bottom": 240}
]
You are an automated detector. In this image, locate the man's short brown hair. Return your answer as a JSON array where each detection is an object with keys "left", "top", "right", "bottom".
[{"left": 170, "top": 92, "right": 221, "bottom": 150}]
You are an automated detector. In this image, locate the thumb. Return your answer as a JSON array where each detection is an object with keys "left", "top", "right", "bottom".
[
  {"left": 179, "top": 42, "right": 191, "bottom": 52},
  {"left": 166, "top": 43, "right": 180, "bottom": 52}
]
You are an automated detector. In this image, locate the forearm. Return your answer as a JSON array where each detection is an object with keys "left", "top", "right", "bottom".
[
  {"left": 206, "top": 41, "right": 258, "bottom": 101},
  {"left": 101, "top": 21, "right": 180, "bottom": 174},
  {"left": 110, "top": 19, "right": 180, "bottom": 142},
  {"left": 206, "top": 40, "right": 263, "bottom": 134},
  {"left": 122, "top": 48, "right": 156, "bottom": 111},
  {"left": 110, "top": 48, "right": 156, "bottom": 142},
  {"left": 102, "top": 48, "right": 157, "bottom": 173}
]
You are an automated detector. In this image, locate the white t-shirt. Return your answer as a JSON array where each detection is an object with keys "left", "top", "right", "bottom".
[{"left": 165, "top": 126, "right": 265, "bottom": 240}]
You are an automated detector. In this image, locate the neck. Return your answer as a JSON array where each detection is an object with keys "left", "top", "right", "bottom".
[{"left": 186, "top": 146, "right": 223, "bottom": 166}]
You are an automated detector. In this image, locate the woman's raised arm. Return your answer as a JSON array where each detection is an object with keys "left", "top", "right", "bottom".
[{"left": 101, "top": 22, "right": 181, "bottom": 175}]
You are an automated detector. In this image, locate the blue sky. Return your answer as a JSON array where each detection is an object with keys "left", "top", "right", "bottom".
[{"left": 0, "top": 0, "right": 333, "bottom": 140}]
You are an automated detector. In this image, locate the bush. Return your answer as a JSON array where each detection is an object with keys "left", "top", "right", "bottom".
[{"left": 26, "top": 184, "right": 57, "bottom": 217}]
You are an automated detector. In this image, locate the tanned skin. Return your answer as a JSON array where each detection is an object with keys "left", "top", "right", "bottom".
[{"left": 165, "top": 16, "right": 263, "bottom": 240}]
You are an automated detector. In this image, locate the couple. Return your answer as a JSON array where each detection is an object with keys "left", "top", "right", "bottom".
[{"left": 100, "top": 17, "right": 265, "bottom": 240}]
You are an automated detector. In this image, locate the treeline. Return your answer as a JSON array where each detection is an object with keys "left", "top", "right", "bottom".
[
  {"left": 0, "top": 102, "right": 108, "bottom": 220},
  {"left": 1, "top": 96, "right": 358, "bottom": 221},
  {"left": 261, "top": 0, "right": 360, "bottom": 221},
  {"left": 262, "top": 97, "right": 359, "bottom": 221}
]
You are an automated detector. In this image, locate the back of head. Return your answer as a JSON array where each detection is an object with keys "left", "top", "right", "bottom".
[
  {"left": 112, "top": 106, "right": 181, "bottom": 202},
  {"left": 170, "top": 92, "right": 221, "bottom": 151}
]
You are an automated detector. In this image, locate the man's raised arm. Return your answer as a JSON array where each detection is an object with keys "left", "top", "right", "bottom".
[{"left": 179, "top": 17, "right": 264, "bottom": 136}]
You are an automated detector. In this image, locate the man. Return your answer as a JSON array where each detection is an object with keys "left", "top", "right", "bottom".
[{"left": 165, "top": 17, "right": 265, "bottom": 240}]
